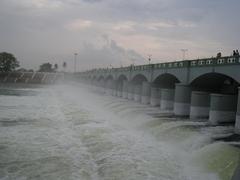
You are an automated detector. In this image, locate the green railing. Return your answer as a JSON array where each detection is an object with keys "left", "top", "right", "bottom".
[{"left": 80, "top": 56, "right": 240, "bottom": 75}]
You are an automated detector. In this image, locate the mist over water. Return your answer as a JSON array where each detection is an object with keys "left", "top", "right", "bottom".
[{"left": 0, "top": 83, "right": 239, "bottom": 180}]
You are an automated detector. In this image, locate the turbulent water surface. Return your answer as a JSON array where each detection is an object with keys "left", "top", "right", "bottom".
[{"left": 0, "top": 83, "right": 239, "bottom": 180}]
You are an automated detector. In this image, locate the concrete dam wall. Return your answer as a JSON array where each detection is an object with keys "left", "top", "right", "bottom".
[
  {"left": 0, "top": 72, "right": 63, "bottom": 84},
  {"left": 77, "top": 55, "right": 240, "bottom": 135}
]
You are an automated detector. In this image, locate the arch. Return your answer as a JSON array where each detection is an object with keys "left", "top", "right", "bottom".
[
  {"left": 117, "top": 74, "right": 128, "bottom": 82},
  {"left": 153, "top": 73, "right": 180, "bottom": 89},
  {"left": 97, "top": 75, "right": 104, "bottom": 81},
  {"left": 115, "top": 74, "right": 128, "bottom": 92},
  {"left": 190, "top": 72, "right": 239, "bottom": 94},
  {"left": 131, "top": 74, "right": 148, "bottom": 85},
  {"left": 104, "top": 75, "right": 114, "bottom": 89},
  {"left": 92, "top": 76, "right": 96, "bottom": 80},
  {"left": 115, "top": 73, "right": 129, "bottom": 82},
  {"left": 105, "top": 75, "right": 114, "bottom": 81},
  {"left": 91, "top": 76, "right": 96, "bottom": 83}
]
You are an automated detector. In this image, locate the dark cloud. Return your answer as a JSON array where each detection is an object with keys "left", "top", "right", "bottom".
[
  {"left": 77, "top": 36, "right": 145, "bottom": 70},
  {"left": 0, "top": 0, "right": 240, "bottom": 70},
  {"left": 81, "top": 0, "right": 103, "bottom": 3}
]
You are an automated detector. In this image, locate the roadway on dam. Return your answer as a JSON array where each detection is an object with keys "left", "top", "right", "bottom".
[{"left": 0, "top": 83, "right": 239, "bottom": 180}]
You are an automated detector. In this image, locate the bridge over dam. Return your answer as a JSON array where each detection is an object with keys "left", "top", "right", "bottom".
[
  {"left": 0, "top": 72, "right": 64, "bottom": 84},
  {"left": 77, "top": 55, "right": 240, "bottom": 134}
]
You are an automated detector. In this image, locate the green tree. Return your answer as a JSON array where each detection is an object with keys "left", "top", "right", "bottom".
[
  {"left": 38, "top": 63, "right": 54, "bottom": 72},
  {"left": 0, "top": 52, "right": 19, "bottom": 72}
]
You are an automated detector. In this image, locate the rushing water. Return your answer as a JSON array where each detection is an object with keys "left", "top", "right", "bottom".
[{"left": 0, "top": 83, "right": 239, "bottom": 180}]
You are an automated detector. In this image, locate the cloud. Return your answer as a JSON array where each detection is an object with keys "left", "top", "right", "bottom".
[
  {"left": 145, "top": 20, "right": 196, "bottom": 31},
  {"left": 65, "top": 19, "right": 93, "bottom": 31},
  {"left": 112, "top": 21, "right": 136, "bottom": 32},
  {"left": 75, "top": 36, "right": 145, "bottom": 70},
  {"left": 26, "top": 0, "right": 63, "bottom": 9},
  {"left": 81, "top": 0, "right": 103, "bottom": 3},
  {"left": 7, "top": 0, "right": 64, "bottom": 9},
  {"left": 1, "top": 0, "right": 240, "bottom": 70}
]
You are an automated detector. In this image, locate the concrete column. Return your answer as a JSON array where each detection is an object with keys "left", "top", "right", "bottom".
[
  {"left": 174, "top": 84, "right": 191, "bottom": 116},
  {"left": 117, "top": 83, "right": 123, "bottom": 97},
  {"left": 99, "top": 79, "right": 106, "bottom": 94},
  {"left": 235, "top": 88, "right": 240, "bottom": 134},
  {"left": 91, "top": 79, "right": 95, "bottom": 86},
  {"left": 141, "top": 82, "right": 151, "bottom": 104},
  {"left": 92, "top": 80, "right": 98, "bottom": 91},
  {"left": 209, "top": 94, "right": 237, "bottom": 125},
  {"left": 150, "top": 87, "right": 161, "bottom": 106},
  {"left": 190, "top": 91, "right": 210, "bottom": 119},
  {"left": 127, "top": 83, "right": 134, "bottom": 100},
  {"left": 160, "top": 89, "right": 175, "bottom": 110},
  {"left": 122, "top": 80, "right": 129, "bottom": 99},
  {"left": 95, "top": 81, "right": 101, "bottom": 92},
  {"left": 105, "top": 80, "right": 113, "bottom": 95},
  {"left": 133, "top": 85, "right": 142, "bottom": 102},
  {"left": 112, "top": 80, "right": 118, "bottom": 96}
]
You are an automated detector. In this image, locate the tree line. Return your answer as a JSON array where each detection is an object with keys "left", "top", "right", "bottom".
[{"left": 0, "top": 52, "right": 67, "bottom": 73}]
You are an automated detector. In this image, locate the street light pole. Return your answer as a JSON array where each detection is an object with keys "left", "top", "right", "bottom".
[
  {"left": 74, "top": 53, "right": 78, "bottom": 73},
  {"left": 148, "top": 54, "right": 152, "bottom": 65},
  {"left": 181, "top": 49, "right": 188, "bottom": 60},
  {"left": 131, "top": 58, "right": 135, "bottom": 66}
]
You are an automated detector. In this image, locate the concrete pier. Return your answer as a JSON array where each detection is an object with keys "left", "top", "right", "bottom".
[
  {"left": 112, "top": 81, "right": 118, "bottom": 96},
  {"left": 160, "top": 89, "right": 175, "bottom": 110},
  {"left": 209, "top": 94, "right": 238, "bottom": 125},
  {"left": 235, "top": 88, "right": 240, "bottom": 134},
  {"left": 92, "top": 80, "right": 98, "bottom": 91},
  {"left": 105, "top": 81, "right": 113, "bottom": 95},
  {"left": 141, "top": 82, "right": 151, "bottom": 104},
  {"left": 122, "top": 80, "right": 128, "bottom": 99},
  {"left": 150, "top": 87, "right": 161, "bottom": 106},
  {"left": 133, "top": 85, "right": 142, "bottom": 102},
  {"left": 174, "top": 84, "right": 191, "bottom": 116},
  {"left": 99, "top": 79, "right": 106, "bottom": 94},
  {"left": 127, "top": 84, "right": 134, "bottom": 100},
  {"left": 190, "top": 91, "right": 210, "bottom": 119},
  {"left": 117, "top": 84, "right": 123, "bottom": 97},
  {"left": 95, "top": 81, "right": 102, "bottom": 93},
  {"left": 105, "top": 87, "right": 112, "bottom": 95}
]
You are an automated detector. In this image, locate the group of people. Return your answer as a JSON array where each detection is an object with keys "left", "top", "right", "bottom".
[
  {"left": 216, "top": 49, "right": 239, "bottom": 58},
  {"left": 233, "top": 49, "right": 239, "bottom": 56}
]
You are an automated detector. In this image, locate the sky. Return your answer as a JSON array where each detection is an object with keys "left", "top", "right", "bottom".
[{"left": 0, "top": 0, "right": 240, "bottom": 71}]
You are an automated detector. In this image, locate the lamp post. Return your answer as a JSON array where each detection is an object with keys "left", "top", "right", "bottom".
[
  {"left": 74, "top": 53, "right": 78, "bottom": 73},
  {"left": 148, "top": 54, "right": 152, "bottom": 65},
  {"left": 181, "top": 49, "right": 188, "bottom": 60},
  {"left": 131, "top": 58, "right": 135, "bottom": 66}
]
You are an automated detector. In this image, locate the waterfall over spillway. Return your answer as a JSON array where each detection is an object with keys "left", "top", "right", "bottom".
[{"left": 0, "top": 83, "right": 239, "bottom": 180}]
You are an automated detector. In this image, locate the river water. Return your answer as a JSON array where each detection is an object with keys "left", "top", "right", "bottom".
[{"left": 0, "top": 83, "right": 239, "bottom": 180}]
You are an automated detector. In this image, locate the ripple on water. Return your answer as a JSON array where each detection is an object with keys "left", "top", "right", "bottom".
[
  {"left": 0, "top": 89, "right": 38, "bottom": 96},
  {"left": 0, "top": 156, "right": 73, "bottom": 180},
  {"left": 1, "top": 85, "right": 239, "bottom": 180},
  {"left": 189, "top": 142, "right": 240, "bottom": 180}
]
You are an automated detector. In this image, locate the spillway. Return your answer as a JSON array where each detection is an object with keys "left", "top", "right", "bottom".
[{"left": 0, "top": 83, "right": 239, "bottom": 180}]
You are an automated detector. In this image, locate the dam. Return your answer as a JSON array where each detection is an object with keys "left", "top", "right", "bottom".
[
  {"left": 0, "top": 72, "right": 63, "bottom": 84},
  {"left": 78, "top": 55, "right": 240, "bottom": 134},
  {"left": 0, "top": 56, "right": 240, "bottom": 180}
]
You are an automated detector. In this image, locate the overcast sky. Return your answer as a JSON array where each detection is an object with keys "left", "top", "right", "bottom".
[{"left": 0, "top": 0, "right": 240, "bottom": 71}]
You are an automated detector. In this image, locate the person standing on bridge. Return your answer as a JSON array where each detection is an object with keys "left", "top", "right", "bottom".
[
  {"left": 236, "top": 49, "right": 239, "bottom": 56},
  {"left": 233, "top": 50, "right": 236, "bottom": 56},
  {"left": 216, "top": 52, "right": 222, "bottom": 58}
]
